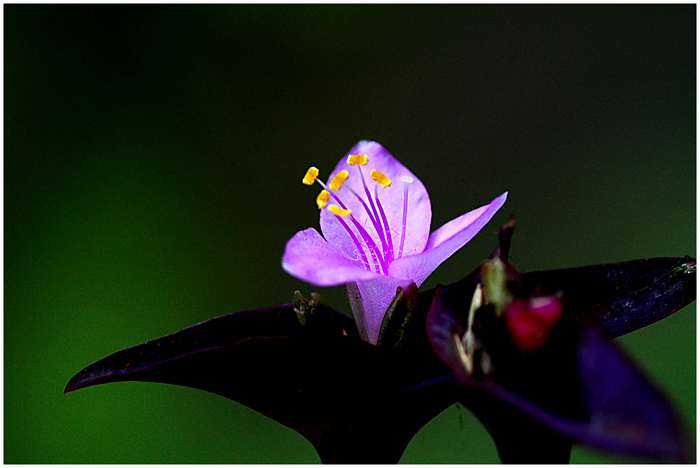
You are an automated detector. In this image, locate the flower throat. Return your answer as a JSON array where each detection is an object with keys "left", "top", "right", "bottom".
[{"left": 303, "top": 155, "right": 414, "bottom": 275}]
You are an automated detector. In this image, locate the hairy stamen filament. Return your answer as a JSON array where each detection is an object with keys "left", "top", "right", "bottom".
[
  {"left": 342, "top": 184, "right": 392, "bottom": 265},
  {"left": 344, "top": 211, "right": 386, "bottom": 274},
  {"left": 398, "top": 176, "right": 413, "bottom": 258},
  {"left": 374, "top": 184, "right": 395, "bottom": 263},
  {"left": 354, "top": 165, "right": 390, "bottom": 263},
  {"left": 343, "top": 185, "right": 381, "bottom": 237}
]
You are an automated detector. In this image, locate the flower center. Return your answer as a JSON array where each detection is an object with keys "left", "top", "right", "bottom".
[{"left": 302, "top": 155, "right": 413, "bottom": 275}]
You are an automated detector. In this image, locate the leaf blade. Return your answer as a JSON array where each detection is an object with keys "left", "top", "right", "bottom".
[{"left": 65, "top": 303, "right": 454, "bottom": 463}]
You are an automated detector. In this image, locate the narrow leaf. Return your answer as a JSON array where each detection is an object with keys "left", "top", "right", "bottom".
[{"left": 520, "top": 257, "right": 696, "bottom": 338}]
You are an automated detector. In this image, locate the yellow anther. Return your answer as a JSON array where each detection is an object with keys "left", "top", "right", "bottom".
[
  {"left": 316, "top": 190, "right": 330, "bottom": 209},
  {"left": 371, "top": 169, "right": 392, "bottom": 188},
  {"left": 328, "top": 205, "right": 352, "bottom": 217},
  {"left": 329, "top": 170, "right": 349, "bottom": 191},
  {"left": 347, "top": 154, "right": 369, "bottom": 166},
  {"left": 303, "top": 166, "right": 319, "bottom": 185}
]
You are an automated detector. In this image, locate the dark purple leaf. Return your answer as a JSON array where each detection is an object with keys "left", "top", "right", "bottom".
[
  {"left": 493, "top": 221, "right": 694, "bottom": 338},
  {"left": 463, "top": 326, "right": 691, "bottom": 462},
  {"left": 439, "top": 257, "right": 695, "bottom": 341},
  {"left": 520, "top": 257, "right": 695, "bottom": 339},
  {"left": 65, "top": 303, "right": 453, "bottom": 463},
  {"left": 571, "top": 326, "right": 689, "bottom": 460}
]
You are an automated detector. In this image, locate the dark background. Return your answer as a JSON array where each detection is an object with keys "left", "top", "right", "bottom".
[{"left": 5, "top": 5, "right": 695, "bottom": 463}]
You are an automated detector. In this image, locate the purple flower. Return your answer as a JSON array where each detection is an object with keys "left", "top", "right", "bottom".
[{"left": 282, "top": 141, "right": 507, "bottom": 344}]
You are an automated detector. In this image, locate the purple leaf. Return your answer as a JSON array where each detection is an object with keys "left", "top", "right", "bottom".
[
  {"left": 443, "top": 257, "right": 695, "bottom": 340},
  {"left": 65, "top": 303, "right": 452, "bottom": 463},
  {"left": 520, "top": 257, "right": 696, "bottom": 338}
]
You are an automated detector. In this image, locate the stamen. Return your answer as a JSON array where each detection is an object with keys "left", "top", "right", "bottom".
[
  {"left": 335, "top": 183, "right": 389, "bottom": 273},
  {"left": 323, "top": 171, "right": 379, "bottom": 231},
  {"left": 343, "top": 185, "right": 380, "bottom": 232},
  {"left": 316, "top": 190, "right": 330, "bottom": 209},
  {"left": 398, "top": 176, "right": 413, "bottom": 258},
  {"left": 328, "top": 205, "right": 352, "bottom": 217},
  {"left": 303, "top": 167, "right": 319, "bottom": 185},
  {"left": 320, "top": 182, "right": 385, "bottom": 273},
  {"left": 374, "top": 184, "right": 395, "bottom": 263},
  {"left": 371, "top": 169, "right": 392, "bottom": 188},
  {"left": 310, "top": 163, "right": 388, "bottom": 274},
  {"left": 329, "top": 170, "right": 349, "bottom": 191},
  {"left": 347, "top": 154, "right": 369, "bottom": 165},
  {"left": 355, "top": 164, "right": 389, "bottom": 263}
]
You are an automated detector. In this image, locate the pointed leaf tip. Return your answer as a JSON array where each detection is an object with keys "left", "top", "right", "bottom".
[{"left": 521, "top": 257, "right": 696, "bottom": 338}]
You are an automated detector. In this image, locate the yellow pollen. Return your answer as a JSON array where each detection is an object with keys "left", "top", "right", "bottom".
[
  {"left": 303, "top": 166, "right": 319, "bottom": 185},
  {"left": 371, "top": 169, "right": 392, "bottom": 188},
  {"left": 347, "top": 154, "right": 369, "bottom": 166},
  {"left": 316, "top": 190, "right": 330, "bottom": 209},
  {"left": 328, "top": 205, "right": 352, "bottom": 217},
  {"left": 330, "top": 170, "right": 349, "bottom": 191}
]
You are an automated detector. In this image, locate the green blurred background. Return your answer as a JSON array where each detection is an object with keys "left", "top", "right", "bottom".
[{"left": 5, "top": 5, "right": 695, "bottom": 463}]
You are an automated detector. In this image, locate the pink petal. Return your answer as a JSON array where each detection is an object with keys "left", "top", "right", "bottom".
[
  {"left": 281, "top": 227, "right": 382, "bottom": 286},
  {"left": 388, "top": 192, "right": 508, "bottom": 286},
  {"left": 320, "top": 141, "right": 431, "bottom": 264}
]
